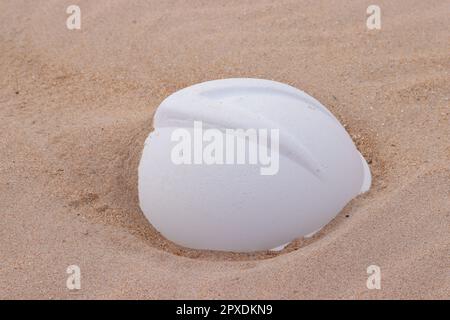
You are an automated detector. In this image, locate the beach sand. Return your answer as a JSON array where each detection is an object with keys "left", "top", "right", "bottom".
[{"left": 0, "top": 0, "right": 448, "bottom": 299}]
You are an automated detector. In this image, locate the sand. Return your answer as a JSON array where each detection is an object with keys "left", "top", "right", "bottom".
[{"left": 0, "top": 0, "right": 448, "bottom": 299}]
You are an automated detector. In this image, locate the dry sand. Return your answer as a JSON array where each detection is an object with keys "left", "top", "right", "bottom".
[{"left": 0, "top": 0, "right": 449, "bottom": 299}]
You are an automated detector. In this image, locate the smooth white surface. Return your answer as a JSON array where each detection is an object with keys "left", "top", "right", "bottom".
[{"left": 138, "top": 78, "right": 371, "bottom": 252}]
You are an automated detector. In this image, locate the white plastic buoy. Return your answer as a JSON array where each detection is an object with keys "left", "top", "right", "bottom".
[{"left": 138, "top": 78, "right": 371, "bottom": 252}]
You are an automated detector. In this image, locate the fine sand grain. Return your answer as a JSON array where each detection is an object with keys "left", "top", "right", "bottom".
[{"left": 0, "top": 0, "right": 449, "bottom": 299}]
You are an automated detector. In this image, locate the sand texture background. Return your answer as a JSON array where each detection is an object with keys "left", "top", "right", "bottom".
[{"left": 0, "top": 0, "right": 449, "bottom": 299}]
